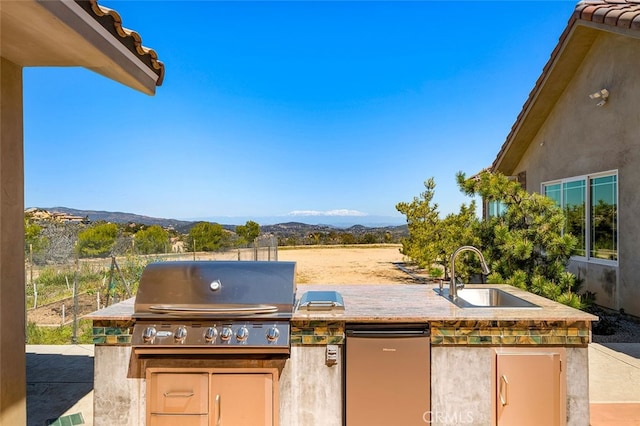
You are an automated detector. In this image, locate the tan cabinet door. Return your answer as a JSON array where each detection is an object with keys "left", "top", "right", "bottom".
[
  {"left": 149, "top": 373, "right": 209, "bottom": 415},
  {"left": 496, "top": 351, "right": 564, "bottom": 426},
  {"left": 149, "top": 414, "right": 209, "bottom": 426},
  {"left": 211, "top": 373, "right": 274, "bottom": 426}
]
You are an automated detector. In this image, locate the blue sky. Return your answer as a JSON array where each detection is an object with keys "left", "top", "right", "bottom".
[{"left": 24, "top": 1, "right": 576, "bottom": 225}]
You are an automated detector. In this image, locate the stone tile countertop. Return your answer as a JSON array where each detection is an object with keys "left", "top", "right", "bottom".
[
  {"left": 86, "top": 284, "right": 597, "bottom": 323},
  {"left": 293, "top": 283, "right": 598, "bottom": 323},
  {"left": 85, "top": 297, "right": 135, "bottom": 321}
]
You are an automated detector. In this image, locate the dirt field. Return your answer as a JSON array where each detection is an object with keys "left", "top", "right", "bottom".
[
  {"left": 278, "top": 244, "right": 416, "bottom": 284},
  {"left": 27, "top": 293, "right": 98, "bottom": 326}
]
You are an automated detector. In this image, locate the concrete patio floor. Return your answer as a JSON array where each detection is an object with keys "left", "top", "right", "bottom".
[
  {"left": 26, "top": 343, "right": 640, "bottom": 425},
  {"left": 26, "top": 345, "right": 94, "bottom": 426},
  {"left": 589, "top": 343, "right": 640, "bottom": 426}
]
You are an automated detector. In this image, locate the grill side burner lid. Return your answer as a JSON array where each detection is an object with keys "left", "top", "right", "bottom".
[
  {"left": 297, "top": 290, "right": 345, "bottom": 311},
  {"left": 134, "top": 261, "right": 296, "bottom": 318}
]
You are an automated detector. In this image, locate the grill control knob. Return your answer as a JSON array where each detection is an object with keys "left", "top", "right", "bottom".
[
  {"left": 220, "top": 326, "right": 233, "bottom": 342},
  {"left": 142, "top": 326, "right": 157, "bottom": 343},
  {"left": 204, "top": 327, "right": 218, "bottom": 343},
  {"left": 266, "top": 327, "right": 280, "bottom": 343},
  {"left": 174, "top": 326, "right": 188, "bottom": 343},
  {"left": 236, "top": 326, "right": 249, "bottom": 343}
]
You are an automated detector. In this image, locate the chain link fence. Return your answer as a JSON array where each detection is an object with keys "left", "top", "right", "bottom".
[{"left": 237, "top": 235, "right": 278, "bottom": 261}]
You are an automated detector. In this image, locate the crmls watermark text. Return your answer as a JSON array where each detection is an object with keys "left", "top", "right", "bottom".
[{"left": 422, "top": 410, "right": 475, "bottom": 424}]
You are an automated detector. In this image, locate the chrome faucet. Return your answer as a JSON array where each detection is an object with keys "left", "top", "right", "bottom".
[{"left": 449, "top": 246, "right": 491, "bottom": 300}]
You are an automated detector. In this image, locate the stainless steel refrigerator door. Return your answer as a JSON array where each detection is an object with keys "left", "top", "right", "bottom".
[{"left": 345, "top": 332, "right": 430, "bottom": 425}]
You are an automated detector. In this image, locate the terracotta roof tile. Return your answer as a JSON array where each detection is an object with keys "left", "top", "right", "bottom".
[
  {"left": 578, "top": 1, "right": 640, "bottom": 26},
  {"left": 492, "top": 0, "right": 640, "bottom": 172},
  {"left": 617, "top": 11, "right": 637, "bottom": 27},
  {"left": 75, "top": 0, "right": 164, "bottom": 86}
]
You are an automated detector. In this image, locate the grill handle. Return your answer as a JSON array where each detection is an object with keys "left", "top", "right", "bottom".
[{"left": 148, "top": 304, "right": 279, "bottom": 315}]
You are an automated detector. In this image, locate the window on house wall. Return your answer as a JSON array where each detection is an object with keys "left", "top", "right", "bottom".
[
  {"left": 487, "top": 200, "right": 507, "bottom": 218},
  {"left": 564, "top": 180, "right": 586, "bottom": 257},
  {"left": 543, "top": 183, "right": 561, "bottom": 205},
  {"left": 485, "top": 175, "right": 523, "bottom": 219},
  {"left": 542, "top": 171, "right": 617, "bottom": 263},
  {"left": 590, "top": 175, "right": 617, "bottom": 261},
  {"left": 544, "top": 180, "right": 587, "bottom": 256}
]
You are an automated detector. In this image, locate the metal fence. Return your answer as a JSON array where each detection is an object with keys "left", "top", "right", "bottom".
[
  {"left": 156, "top": 235, "right": 278, "bottom": 262},
  {"left": 237, "top": 235, "right": 278, "bottom": 261}
]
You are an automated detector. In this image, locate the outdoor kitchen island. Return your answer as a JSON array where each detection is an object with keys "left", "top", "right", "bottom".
[{"left": 89, "top": 282, "right": 596, "bottom": 426}]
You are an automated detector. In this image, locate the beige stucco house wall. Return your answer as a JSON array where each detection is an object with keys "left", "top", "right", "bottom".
[
  {"left": 0, "top": 1, "right": 162, "bottom": 423},
  {"left": 491, "top": 0, "right": 640, "bottom": 317}
]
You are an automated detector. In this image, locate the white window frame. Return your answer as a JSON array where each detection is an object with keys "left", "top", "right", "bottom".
[{"left": 541, "top": 170, "right": 618, "bottom": 266}]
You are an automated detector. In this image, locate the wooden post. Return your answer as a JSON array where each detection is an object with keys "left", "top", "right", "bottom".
[
  {"left": 29, "top": 243, "right": 33, "bottom": 288},
  {"left": 113, "top": 257, "right": 132, "bottom": 298},
  {"left": 72, "top": 273, "right": 78, "bottom": 344},
  {"left": 253, "top": 239, "right": 258, "bottom": 261},
  {"left": 106, "top": 256, "right": 116, "bottom": 306},
  {"left": 33, "top": 283, "right": 37, "bottom": 310},
  {"left": 0, "top": 57, "right": 27, "bottom": 425}
]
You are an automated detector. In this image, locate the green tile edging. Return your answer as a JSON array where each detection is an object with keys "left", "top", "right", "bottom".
[
  {"left": 92, "top": 320, "right": 134, "bottom": 345},
  {"left": 291, "top": 321, "right": 345, "bottom": 345},
  {"left": 46, "top": 413, "right": 84, "bottom": 426},
  {"left": 430, "top": 319, "right": 590, "bottom": 346},
  {"left": 93, "top": 319, "right": 347, "bottom": 346},
  {"left": 93, "top": 318, "right": 589, "bottom": 347}
]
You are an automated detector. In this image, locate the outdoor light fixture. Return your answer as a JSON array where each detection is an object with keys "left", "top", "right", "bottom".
[{"left": 589, "top": 88, "right": 609, "bottom": 107}]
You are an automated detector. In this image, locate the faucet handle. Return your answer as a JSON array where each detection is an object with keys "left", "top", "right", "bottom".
[{"left": 438, "top": 279, "right": 451, "bottom": 295}]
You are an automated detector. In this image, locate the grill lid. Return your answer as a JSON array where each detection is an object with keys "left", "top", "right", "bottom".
[{"left": 134, "top": 261, "right": 296, "bottom": 319}]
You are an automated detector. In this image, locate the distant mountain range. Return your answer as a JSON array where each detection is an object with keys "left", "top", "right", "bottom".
[
  {"left": 36, "top": 207, "right": 408, "bottom": 236},
  {"left": 185, "top": 214, "right": 406, "bottom": 228},
  {"left": 39, "top": 207, "right": 195, "bottom": 230}
]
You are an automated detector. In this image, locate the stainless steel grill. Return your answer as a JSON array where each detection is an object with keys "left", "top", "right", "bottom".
[{"left": 131, "top": 261, "right": 296, "bottom": 356}]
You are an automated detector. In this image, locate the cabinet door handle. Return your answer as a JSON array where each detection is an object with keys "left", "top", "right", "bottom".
[
  {"left": 163, "top": 391, "right": 194, "bottom": 398},
  {"left": 499, "top": 375, "right": 509, "bottom": 406},
  {"left": 216, "top": 394, "right": 221, "bottom": 426}
]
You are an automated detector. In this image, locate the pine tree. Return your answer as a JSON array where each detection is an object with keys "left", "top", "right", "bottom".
[
  {"left": 457, "top": 171, "right": 583, "bottom": 308},
  {"left": 396, "top": 178, "right": 479, "bottom": 279}
]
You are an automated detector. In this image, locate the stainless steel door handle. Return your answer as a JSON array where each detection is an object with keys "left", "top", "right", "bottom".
[
  {"left": 499, "top": 375, "right": 509, "bottom": 406},
  {"left": 163, "top": 391, "right": 194, "bottom": 398},
  {"left": 216, "top": 394, "right": 221, "bottom": 426}
]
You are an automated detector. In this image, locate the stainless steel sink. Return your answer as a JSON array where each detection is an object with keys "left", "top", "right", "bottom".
[{"left": 439, "top": 287, "right": 540, "bottom": 309}]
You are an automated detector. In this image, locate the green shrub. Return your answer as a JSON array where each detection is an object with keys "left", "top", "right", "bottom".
[
  {"left": 429, "top": 266, "right": 444, "bottom": 278},
  {"left": 36, "top": 266, "right": 69, "bottom": 287},
  {"left": 26, "top": 320, "right": 93, "bottom": 345}
]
